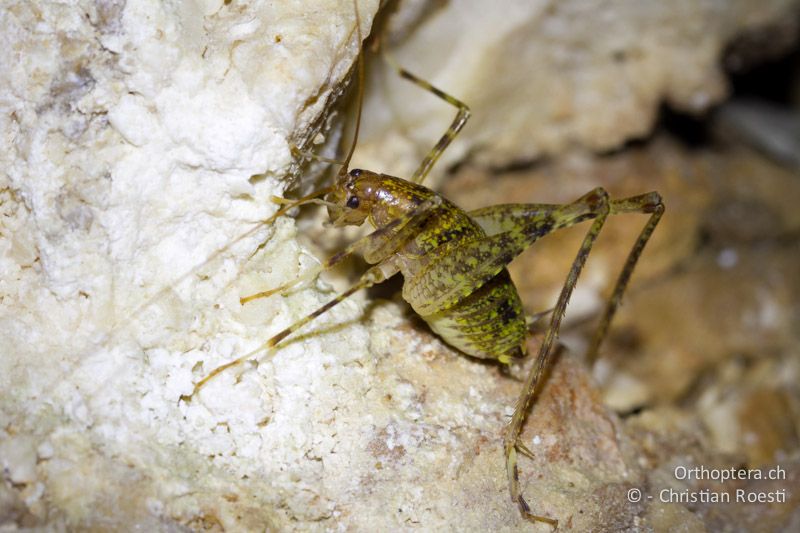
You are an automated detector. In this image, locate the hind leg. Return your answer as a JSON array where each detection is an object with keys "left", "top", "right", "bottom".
[{"left": 501, "top": 190, "right": 663, "bottom": 525}]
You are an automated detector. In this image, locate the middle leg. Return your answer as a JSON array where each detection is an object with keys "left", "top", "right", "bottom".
[{"left": 187, "top": 197, "right": 443, "bottom": 399}]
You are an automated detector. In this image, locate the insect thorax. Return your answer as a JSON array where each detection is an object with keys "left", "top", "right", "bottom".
[{"left": 362, "top": 175, "right": 527, "bottom": 362}]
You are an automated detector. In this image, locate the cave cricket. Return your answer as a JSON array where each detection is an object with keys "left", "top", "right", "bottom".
[{"left": 179, "top": 3, "right": 664, "bottom": 526}]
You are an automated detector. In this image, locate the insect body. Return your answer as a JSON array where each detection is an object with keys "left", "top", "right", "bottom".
[
  {"left": 184, "top": 35, "right": 664, "bottom": 528},
  {"left": 331, "top": 169, "right": 528, "bottom": 362}
]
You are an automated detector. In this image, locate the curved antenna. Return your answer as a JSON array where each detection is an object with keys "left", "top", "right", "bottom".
[
  {"left": 267, "top": 184, "right": 335, "bottom": 219},
  {"left": 279, "top": 3, "right": 366, "bottom": 204},
  {"left": 340, "top": 0, "right": 367, "bottom": 176}
]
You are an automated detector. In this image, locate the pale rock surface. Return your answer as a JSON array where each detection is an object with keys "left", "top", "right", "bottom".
[{"left": 0, "top": 0, "right": 389, "bottom": 529}]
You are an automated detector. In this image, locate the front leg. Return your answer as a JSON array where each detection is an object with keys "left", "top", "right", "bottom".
[{"left": 240, "top": 196, "right": 441, "bottom": 304}]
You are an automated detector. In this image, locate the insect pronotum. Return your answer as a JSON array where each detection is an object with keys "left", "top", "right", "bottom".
[{"left": 181, "top": 3, "right": 664, "bottom": 526}]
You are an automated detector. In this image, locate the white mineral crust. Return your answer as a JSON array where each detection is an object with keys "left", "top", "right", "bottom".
[{"left": 0, "top": 0, "right": 394, "bottom": 529}]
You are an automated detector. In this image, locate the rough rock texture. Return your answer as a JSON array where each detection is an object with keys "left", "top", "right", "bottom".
[
  {"left": 2, "top": 0, "right": 799, "bottom": 531},
  {"left": 353, "top": 0, "right": 800, "bottom": 180}
]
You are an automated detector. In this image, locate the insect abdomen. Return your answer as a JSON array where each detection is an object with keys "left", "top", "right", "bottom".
[
  {"left": 422, "top": 269, "right": 527, "bottom": 362},
  {"left": 365, "top": 175, "right": 528, "bottom": 362}
]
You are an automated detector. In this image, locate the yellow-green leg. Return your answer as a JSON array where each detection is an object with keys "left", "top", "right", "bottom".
[
  {"left": 185, "top": 197, "right": 443, "bottom": 400},
  {"left": 403, "top": 189, "right": 612, "bottom": 317},
  {"left": 240, "top": 196, "right": 442, "bottom": 304},
  {"left": 586, "top": 193, "right": 665, "bottom": 363},
  {"left": 183, "top": 261, "right": 398, "bottom": 402},
  {"left": 502, "top": 190, "right": 663, "bottom": 526},
  {"left": 383, "top": 54, "right": 471, "bottom": 185},
  {"left": 504, "top": 191, "right": 611, "bottom": 526}
]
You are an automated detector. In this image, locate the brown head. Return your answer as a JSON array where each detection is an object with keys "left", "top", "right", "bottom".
[{"left": 326, "top": 168, "right": 382, "bottom": 227}]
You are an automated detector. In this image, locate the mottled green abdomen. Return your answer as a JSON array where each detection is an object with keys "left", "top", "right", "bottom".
[
  {"left": 421, "top": 269, "right": 527, "bottom": 362},
  {"left": 363, "top": 175, "right": 528, "bottom": 363}
]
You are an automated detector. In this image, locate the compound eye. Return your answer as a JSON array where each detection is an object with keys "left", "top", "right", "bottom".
[{"left": 346, "top": 195, "right": 360, "bottom": 209}]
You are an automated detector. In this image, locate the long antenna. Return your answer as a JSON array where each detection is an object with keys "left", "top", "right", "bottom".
[
  {"left": 340, "top": 0, "right": 366, "bottom": 176},
  {"left": 259, "top": 4, "right": 367, "bottom": 215}
]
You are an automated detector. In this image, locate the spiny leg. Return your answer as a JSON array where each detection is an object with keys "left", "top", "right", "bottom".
[
  {"left": 240, "top": 196, "right": 441, "bottom": 304},
  {"left": 183, "top": 261, "right": 399, "bottom": 402},
  {"left": 191, "top": 197, "right": 442, "bottom": 399},
  {"left": 405, "top": 189, "right": 610, "bottom": 317},
  {"left": 503, "top": 190, "right": 663, "bottom": 525},
  {"left": 503, "top": 188, "right": 610, "bottom": 526},
  {"left": 383, "top": 54, "right": 470, "bottom": 185},
  {"left": 586, "top": 192, "right": 664, "bottom": 363},
  {"left": 469, "top": 193, "right": 662, "bottom": 348},
  {"left": 469, "top": 201, "right": 595, "bottom": 237}
]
